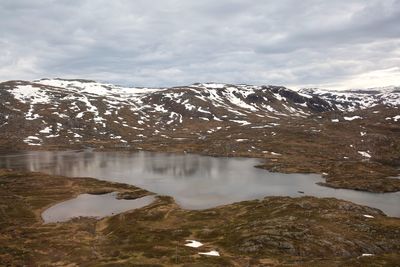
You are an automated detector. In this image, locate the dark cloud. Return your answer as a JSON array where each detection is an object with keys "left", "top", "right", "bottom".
[{"left": 0, "top": 0, "right": 399, "bottom": 89}]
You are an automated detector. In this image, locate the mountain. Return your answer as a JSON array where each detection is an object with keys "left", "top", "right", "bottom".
[{"left": 1, "top": 78, "right": 400, "bottom": 192}]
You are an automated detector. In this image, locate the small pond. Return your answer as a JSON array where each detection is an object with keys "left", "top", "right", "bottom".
[
  {"left": 1, "top": 150, "right": 399, "bottom": 217},
  {"left": 42, "top": 193, "right": 155, "bottom": 223}
]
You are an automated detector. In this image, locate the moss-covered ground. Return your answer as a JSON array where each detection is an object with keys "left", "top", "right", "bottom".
[{"left": 0, "top": 169, "right": 399, "bottom": 266}]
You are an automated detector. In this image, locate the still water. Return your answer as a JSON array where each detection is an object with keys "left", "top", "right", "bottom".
[
  {"left": 1, "top": 150, "right": 399, "bottom": 217},
  {"left": 42, "top": 193, "right": 155, "bottom": 223}
]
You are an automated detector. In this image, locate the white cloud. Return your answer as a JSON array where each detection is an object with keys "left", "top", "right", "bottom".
[
  {"left": 0, "top": 0, "right": 399, "bottom": 89},
  {"left": 336, "top": 67, "right": 400, "bottom": 89}
]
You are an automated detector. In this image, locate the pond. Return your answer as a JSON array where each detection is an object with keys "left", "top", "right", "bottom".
[
  {"left": 1, "top": 150, "right": 399, "bottom": 217},
  {"left": 42, "top": 193, "right": 155, "bottom": 223}
]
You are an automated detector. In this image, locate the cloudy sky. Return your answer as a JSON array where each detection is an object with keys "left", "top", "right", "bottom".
[{"left": 1, "top": 0, "right": 399, "bottom": 89}]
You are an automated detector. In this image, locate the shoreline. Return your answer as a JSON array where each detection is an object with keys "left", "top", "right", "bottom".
[{"left": 1, "top": 169, "right": 399, "bottom": 266}]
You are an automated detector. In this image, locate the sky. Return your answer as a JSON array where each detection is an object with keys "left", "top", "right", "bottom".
[{"left": 0, "top": 0, "right": 399, "bottom": 89}]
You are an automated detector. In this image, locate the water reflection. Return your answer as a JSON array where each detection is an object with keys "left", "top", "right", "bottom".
[{"left": 1, "top": 150, "right": 399, "bottom": 217}]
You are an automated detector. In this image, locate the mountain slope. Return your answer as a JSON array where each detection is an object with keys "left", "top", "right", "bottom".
[{"left": 1, "top": 78, "right": 400, "bottom": 192}]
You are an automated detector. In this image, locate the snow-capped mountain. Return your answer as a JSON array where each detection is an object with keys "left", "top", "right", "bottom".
[
  {"left": 0, "top": 78, "right": 399, "bottom": 153},
  {"left": 299, "top": 86, "right": 400, "bottom": 111}
]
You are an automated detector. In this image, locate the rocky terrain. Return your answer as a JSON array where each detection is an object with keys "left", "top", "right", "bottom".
[
  {"left": 1, "top": 169, "right": 399, "bottom": 266},
  {"left": 1, "top": 79, "right": 400, "bottom": 266},
  {"left": 0, "top": 78, "right": 399, "bottom": 192}
]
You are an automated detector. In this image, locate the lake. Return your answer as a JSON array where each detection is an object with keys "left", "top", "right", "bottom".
[{"left": 1, "top": 150, "right": 399, "bottom": 217}]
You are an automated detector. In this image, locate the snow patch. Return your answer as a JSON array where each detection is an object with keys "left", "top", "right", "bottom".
[
  {"left": 24, "top": 136, "right": 42, "bottom": 146},
  {"left": 39, "top": 126, "right": 52, "bottom": 134},
  {"left": 231, "top": 120, "right": 251, "bottom": 126},
  {"left": 344, "top": 116, "right": 362, "bottom": 121},
  {"left": 185, "top": 240, "right": 203, "bottom": 248},
  {"left": 358, "top": 151, "right": 371, "bottom": 158},
  {"left": 198, "top": 250, "right": 220, "bottom": 257}
]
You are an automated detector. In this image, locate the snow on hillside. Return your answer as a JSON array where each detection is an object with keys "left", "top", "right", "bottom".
[
  {"left": 1, "top": 79, "right": 398, "bottom": 129},
  {"left": 299, "top": 87, "right": 400, "bottom": 111},
  {"left": 0, "top": 78, "right": 399, "bottom": 148}
]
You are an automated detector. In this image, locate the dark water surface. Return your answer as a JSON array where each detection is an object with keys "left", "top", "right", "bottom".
[{"left": 1, "top": 150, "right": 399, "bottom": 217}]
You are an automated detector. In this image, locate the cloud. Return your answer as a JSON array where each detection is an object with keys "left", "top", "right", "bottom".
[{"left": 0, "top": 0, "right": 399, "bottom": 89}]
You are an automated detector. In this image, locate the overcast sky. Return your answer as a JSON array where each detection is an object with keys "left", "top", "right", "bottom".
[{"left": 1, "top": 0, "right": 399, "bottom": 89}]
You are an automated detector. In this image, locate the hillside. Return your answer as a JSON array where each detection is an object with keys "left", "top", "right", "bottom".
[{"left": 1, "top": 78, "right": 400, "bottom": 192}]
